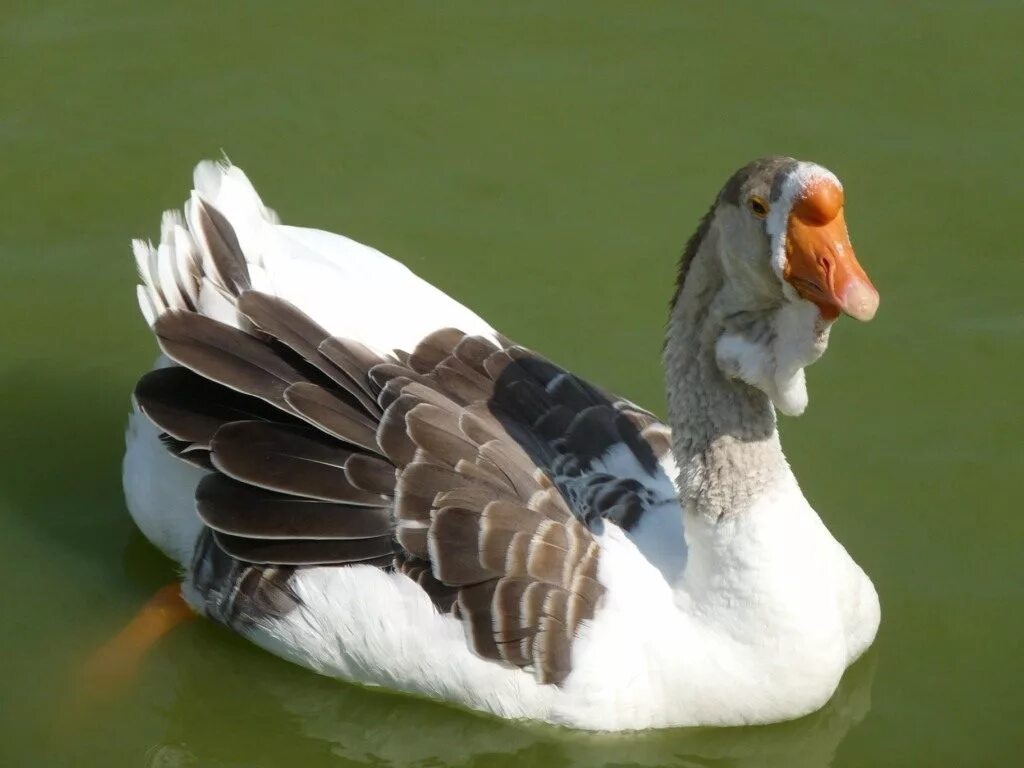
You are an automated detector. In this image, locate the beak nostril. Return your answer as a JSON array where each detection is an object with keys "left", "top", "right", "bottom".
[{"left": 817, "top": 254, "right": 834, "bottom": 286}]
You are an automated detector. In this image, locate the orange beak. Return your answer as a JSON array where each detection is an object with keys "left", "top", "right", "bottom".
[{"left": 783, "top": 180, "right": 879, "bottom": 322}]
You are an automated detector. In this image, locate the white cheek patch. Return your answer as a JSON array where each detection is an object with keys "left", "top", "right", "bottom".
[{"left": 766, "top": 192, "right": 793, "bottom": 285}]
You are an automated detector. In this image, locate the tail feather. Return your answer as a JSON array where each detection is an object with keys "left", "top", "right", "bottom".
[
  {"left": 135, "top": 161, "right": 274, "bottom": 332},
  {"left": 193, "top": 160, "right": 279, "bottom": 260},
  {"left": 133, "top": 159, "right": 499, "bottom": 356}
]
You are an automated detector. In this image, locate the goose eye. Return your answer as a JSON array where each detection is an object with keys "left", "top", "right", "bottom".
[{"left": 749, "top": 196, "right": 769, "bottom": 219}]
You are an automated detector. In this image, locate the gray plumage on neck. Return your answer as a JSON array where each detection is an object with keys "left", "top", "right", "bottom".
[{"left": 664, "top": 203, "right": 790, "bottom": 522}]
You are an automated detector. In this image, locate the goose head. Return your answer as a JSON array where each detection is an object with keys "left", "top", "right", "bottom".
[{"left": 674, "top": 157, "right": 879, "bottom": 417}]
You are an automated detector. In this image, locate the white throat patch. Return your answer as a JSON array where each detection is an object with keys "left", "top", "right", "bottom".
[{"left": 715, "top": 299, "right": 830, "bottom": 417}]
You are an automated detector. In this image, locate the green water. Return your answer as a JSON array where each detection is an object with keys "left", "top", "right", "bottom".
[{"left": 2, "top": 1, "right": 1021, "bottom": 765}]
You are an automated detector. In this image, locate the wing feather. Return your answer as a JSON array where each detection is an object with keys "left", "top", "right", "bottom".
[
  {"left": 197, "top": 474, "right": 392, "bottom": 542},
  {"left": 133, "top": 191, "right": 680, "bottom": 685},
  {"left": 209, "top": 420, "right": 386, "bottom": 505}
]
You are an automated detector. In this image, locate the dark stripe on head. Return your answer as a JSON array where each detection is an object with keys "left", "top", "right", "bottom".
[
  {"left": 769, "top": 159, "right": 800, "bottom": 202},
  {"left": 669, "top": 204, "right": 714, "bottom": 313},
  {"left": 720, "top": 156, "right": 799, "bottom": 206}
]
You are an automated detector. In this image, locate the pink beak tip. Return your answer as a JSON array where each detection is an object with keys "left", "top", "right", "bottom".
[{"left": 842, "top": 280, "right": 880, "bottom": 322}]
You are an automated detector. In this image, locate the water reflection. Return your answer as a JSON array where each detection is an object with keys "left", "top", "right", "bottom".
[{"left": 142, "top": 624, "right": 877, "bottom": 768}]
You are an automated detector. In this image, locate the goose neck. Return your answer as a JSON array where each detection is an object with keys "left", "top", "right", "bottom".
[{"left": 664, "top": 230, "right": 789, "bottom": 521}]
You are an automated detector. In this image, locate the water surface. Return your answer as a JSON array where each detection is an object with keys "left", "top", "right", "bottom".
[{"left": 2, "top": 2, "right": 1021, "bottom": 765}]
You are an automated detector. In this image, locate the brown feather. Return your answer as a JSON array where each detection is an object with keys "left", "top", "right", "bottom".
[
  {"left": 525, "top": 521, "right": 571, "bottom": 584},
  {"left": 641, "top": 423, "right": 673, "bottom": 459},
  {"left": 376, "top": 394, "right": 418, "bottom": 466},
  {"left": 284, "top": 382, "right": 381, "bottom": 453},
  {"left": 458, "top": 405, "right": 504, "bottom": 446},
  {"left": 435, "top": 485, "right": 511, "bottom": 512},
  {"left": 504, "top": 531, "right": 532, "bottom": 576},
  {"left": 453, "top": 334, "right": 500, "bottom": 376},
  {"left": 155, "top": 311, "right": 302, "bottom": 408},
  {"left": 345, "top": 454, "right": 397, "bottom": 496},
  {"left": 482, "top": 348, "right": 517, "bottom": 381},
  {"left": 367, "top": 363, "right": 433, "bottom": 395},
  {"left": 395, "top": 521, "right": 429, "bottom": 559},
  {"left": 433, "top": 356, "right": 494, "bottom": 404},
  {"left": 408, "top": 328, "right": 466, "bottom": 374},
  {"left": 428, "top": 506, "right": 496, "bottom": 585},
  {"left": 394, "top": 460, "right": 483, "bottom": 527},
  {"left": 493, "top": 578, "right": 536, "bottom": 666},
  {"left": 397, "top": 381, "right": 464, "bottom": 412},
  {"left": 453, "top": 457, "right": 515, "bottom": 493},
  {"left": 455, "top": 581, "right": 501, "bottom": 661},
  {"left": 318, "top": 337, "right": 383, "bottom": 405},
  {"left": 411, "top": 567, "right": 459, "bottom": 612},
  {"left": 405, "top": 403, "right": 478, "bottom": 467},
  {"left": 213, "top": 531, "right": 394, "bottom": 566},
  {"left": 528, "top": 487, "right": 574, "bottom": 522},
  {"left": 376, "top": 375, "right": 414, "bottom": 411},
  {"left": 477, "top": 440, "right": 542, "bottom": 499},
  {"left": 536, "top": 616, "right": 572, "bottom": 684},
  {"left": 139, "top": 300, "right": 616, "bottom": 686},
  {"left": 521, "top": 581, "right": 553, "bottom": 629},
  {"left": 135, "top": 365, "right": 287, "bottom": 446},
  {"left": 478, "top": 509, "right": 545, "bottom": 574},
  {"left": 197, "top": 474, "right": 393, "bottom": 541},
  {"left": 194, "top": 199, "right": 251, "bottom": 297},
  {"left": 209, "top": 420, "right": 385, "bottom": 505},
  {"left": 236, "top": 291, "right": 382, "bottom": 417},
  {"left": 571, "top": 543, "right": 604, "bottom": 606}
]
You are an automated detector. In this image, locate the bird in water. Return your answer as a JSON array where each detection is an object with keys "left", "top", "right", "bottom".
[{"left": 99, "top": 156, "right": 879, "bottom": 730}]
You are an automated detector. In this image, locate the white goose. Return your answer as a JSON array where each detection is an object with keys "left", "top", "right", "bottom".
[{"left": 118, "top": 156, "right": 880, "bottom": 731}]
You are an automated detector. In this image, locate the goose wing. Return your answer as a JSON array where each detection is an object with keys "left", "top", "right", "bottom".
[{"left": 132, "top": 165, "right": 677, "bottom": 684}]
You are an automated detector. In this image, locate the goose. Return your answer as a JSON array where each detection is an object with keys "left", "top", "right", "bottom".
[{"left": 113, "top": 155, "right": 880, "bottom": 731}]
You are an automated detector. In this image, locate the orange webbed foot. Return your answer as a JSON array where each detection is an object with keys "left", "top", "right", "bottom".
[{"left": 76, "top": 583, "right": 195, "bottom": 697}]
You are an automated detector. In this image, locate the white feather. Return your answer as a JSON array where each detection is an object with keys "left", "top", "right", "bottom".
[
  {"left": 588, "top": 443, "right": 686, "bottom": 584},
  {"left": 132, "top": 239, "right": 164, "bottom": 318},
  {"left": 156, "top": 241, "right": 187, "bottom": 311},
  {"left": 196, "top": 276, "right": 239, "bottom": 328},
  {"left": 172, "top": 223, "right": 200, "bottom": 307},
  {"left": 123, "top": 362, "right": 206, "bottom": 565},
  {"left": 135, "top": 284, "right": 156, "bottom": 327}
]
